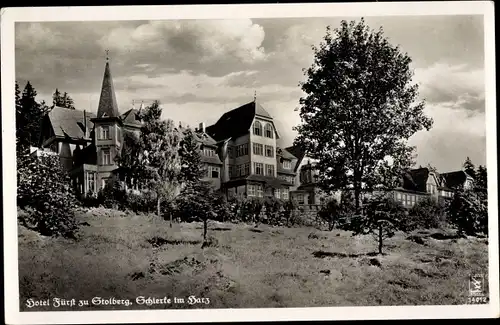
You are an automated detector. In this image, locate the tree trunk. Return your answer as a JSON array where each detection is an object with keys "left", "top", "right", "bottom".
[
  {"left": 169, "top": 205, "right": 173, "bottom": 228},
  {"left": 203, "top": 219, "right": 208, "bottom": 241},
  {"left": 378, "top": 222, "right": 383, "bottom": 255},
  {"left": 157, "top": 197, "right": 161, "bottom": 219}
]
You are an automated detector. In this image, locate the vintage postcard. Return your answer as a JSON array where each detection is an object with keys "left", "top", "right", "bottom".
[{"left": 2, "top": 2, "right": 498, "bottom": 323}]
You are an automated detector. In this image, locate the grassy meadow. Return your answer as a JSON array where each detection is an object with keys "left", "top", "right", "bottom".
[{"left": 18, "top": 207, "right": 489, "bottom": 311}]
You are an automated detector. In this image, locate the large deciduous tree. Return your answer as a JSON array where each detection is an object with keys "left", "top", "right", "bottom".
[
  {"left": 138, "top": 100, "right": 182, "bottom": 225},
  {"left": 294, "top": 19, "right": 433, "bottom": 213}
]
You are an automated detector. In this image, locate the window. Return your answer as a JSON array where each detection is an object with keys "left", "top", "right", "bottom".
[
  {"left": 282, "top": 188, "right": 289, "bottom": 200},
  {"left": 256, "top": 184, "right": 263, "bottom": 197},
  {"left": 86, "top": 172, "right": 96, "bottom": 193},
  {"left": 297, "top": 193, "right": 304, "bottom": 204},
  {"left": 228, "top": 147, "right": 233, "bottom": 158},
  {"left": 253, "top": 143, "right": 263, "bottom": 155},
  {"left": 236, "top": 164, "right": 243, "bottom": 177},
  {"left": 210, "top": 166, "right": 220, "bottom": 178},
  {"left": 275, "top": 188, "right": 281, "bottom": 199},
  {"left": 228, "top": 166, "right": 233, "bottom": 178},
  {"left": 100, "top": 126, "right": 110, "bottom": 140},
  {"left": 101, "top": 178, "right": 110, "bottom": 190},
  {"left": 264, "top": 123, "right": 273, "bottom": 138},
  {"left": 253, "top": 121, "right": 262, "bottom": 136},
  {"left": 265, "top": 145, "right": 274, "bottom": 157},
  {"left": 254, "top": 163, "right": 263, "bottom": 175},
  {"left": 236, "top": 144, "right": 248, "bottom": 157},
  {"left": 102, "top": 149, "right": 111, "bottom": 165},
  {"left": 203, "top": 148, "right": 215, "bottom": 157},
  {"left": 244, "top": 163, "right": 250, "bottom": 176},
  {"left": 266, "top": 164, "right": 274, "bottom": 177},
  {"left": 247, "top": 185, "right": 256, "bottom": 197},
  {"left": 282, "top": 160, "right": 291, "bottom": 169}
]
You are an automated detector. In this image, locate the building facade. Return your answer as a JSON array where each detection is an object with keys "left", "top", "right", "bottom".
[
  {"left": 205, "top": 100, "right": 297, "bottom": 200},
  {"left": 37, "top": 59, "right": 222, "bottom": 196}
]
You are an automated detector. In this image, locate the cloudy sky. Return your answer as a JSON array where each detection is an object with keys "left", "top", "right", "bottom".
[{"left": 15, "top": 15, "right": 486, "bottom": 171}]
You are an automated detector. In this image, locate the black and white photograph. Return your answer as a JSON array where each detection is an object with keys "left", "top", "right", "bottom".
[{"left": 2, "top": 2, "right": 498, "bottom": 323}]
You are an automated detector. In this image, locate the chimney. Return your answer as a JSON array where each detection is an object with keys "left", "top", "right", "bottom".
[{"left": 199, "top": 122, "right": 206, "bottom": 133}]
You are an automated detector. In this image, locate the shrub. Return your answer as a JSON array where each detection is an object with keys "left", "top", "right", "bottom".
[
  {"left": 212, "top": 192, "right": 232, "bottom": 223},
  {"left": 17, "top": 154, "right": 79, "bottom": 238},
  {"left": 263, "top": 196, "right": 283, "bottom": 226},
  {"left": 318, "top": 198, "right": 342, "bottom": 231},
  {"left": 97, "top": 179, "right": 126, "bottom": 210},
  {"left": 81, "top": 191, "right": 100, "bottom": 208},
  {"left": 447, "top": 188, "right": 488, "bottom": 236},
  {"left": 409, "top": 197, "right": 446, "bottom": 229},
  {"left": 236, "top": 197, "right": 263, "bottom": 224},
  {"left": 282, "top": 199, "right": 299, "bottom": 227}
]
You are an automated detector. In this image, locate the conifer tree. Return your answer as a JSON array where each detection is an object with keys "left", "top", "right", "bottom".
[
  {"left": 179, "top": 128, "right": 205, "bottom": 185},
  {"left": 463, "top": 157, "right": 476, "bottom": 179}
]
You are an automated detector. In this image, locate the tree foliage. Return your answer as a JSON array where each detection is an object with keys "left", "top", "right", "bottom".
[
  {"left": 293, "top": 19, "right": 433, "bottom": 213},
  {"left": 117, "top": 100, "right": 183, "bottom": 221},
  {"left": 409, "top": 197, "right": 446, "bottom": 229},
  {"left": 53, "top": 89, "right": 75, "bottom": 109},
  {"left": 176, "top": 181, "right": 218, "bottom": 242},
  {"left": 179, "top": 128, "right": 205, "bottom": 185},
  {"left": 447, "top": 188, "right": 488, "bottom": 236},
  {"left": 463, "top": 157, "right": 476, "bottom": 179},
  {"left": 16, "top": 81, "right": 52, "bottom": 152},
  {"left": 351, "top": 193, "right": 414, "bottom": 254},
  {"left": 17, "top": 152, "right": 79, "bottom": 238}
]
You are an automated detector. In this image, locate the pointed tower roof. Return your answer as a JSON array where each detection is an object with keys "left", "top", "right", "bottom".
[{"left": 96, "top": 57, "right": 119, "bottom": 118}]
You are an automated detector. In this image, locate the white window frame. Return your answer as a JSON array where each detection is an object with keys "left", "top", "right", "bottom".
[
  {"left": 102, "top": 149, "right": 111, "bottom": 165},
  {"left": 254, "top": 162, "right": 263, "bottom": 175},
  {"left": 266, "top": 164, "right": 274, "bottom": 177},
  {"left": 253, "top": 121, "right": 262, "bottom": 136},
  {"left": 253, "top": 143, "right": 263, "bottom": 155},
  {"left": 265, "top": 145, "right": 274, "bottom": 157},
  {"left": 264, "top": 123, "right": 273, "bottom": 138},
  {"left": 256, "top": 184, "right": 263, "bottom": 197},
  {"left": 210, "top": 166, "right": 220, "bottom": 178},
  {"left": 247, "top": 185, "right": 256, "bottom": 197},
  {"left": 282, "top": 188, "right": 289, "bottom": 200},
  {"left": 101, "top": 125, "right": 110, "bottom": 140},
  {"left": 282, "top": 160, "right": 291, "bottom": 169}
]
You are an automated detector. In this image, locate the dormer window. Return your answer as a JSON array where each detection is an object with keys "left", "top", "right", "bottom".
[
  {"left": 282, "top": 160, "right": 291, "bottom": 169},
  {"left": 264, "top": 123, "right": 273, "bottom": 138},
  {"left": 253, "top": 121, "right": 262, "bottom": 136}
]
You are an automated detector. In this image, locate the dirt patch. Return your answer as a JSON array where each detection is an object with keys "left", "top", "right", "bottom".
[
  {"left": 149, "top": 256, "right": 205, "bottom": 275},
  {"left": 430, "top": 232, "right": 462, "bottom": 240},
  {"left": 412, "top": 267, "right": 446, "bottom": 279},
  {"left": 312, "top": 251, "right": 379, "bottom": 259},
  {"left": 147, "top": 236, "right": 201, "bottom": 247},
  {"left": 388, "top": 279, "right": 421, "bottom": 290},
  {"left": 407, "top": 235, "right": 426, "bottom": 245}
]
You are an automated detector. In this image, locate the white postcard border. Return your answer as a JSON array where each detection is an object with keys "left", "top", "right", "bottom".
[{"left": 2, "top": 2, "right": 498, "bottom": 323}]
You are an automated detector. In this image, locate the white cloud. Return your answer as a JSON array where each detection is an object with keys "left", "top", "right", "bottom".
[
  {"left": 413, "top": 62, "right": 485, "bottom": 107},
  {"left": 409, "top": 103, "right": 486, "bottom": 170},
  {"left": 98, "top": 19, "right": 267, "bottom": 64}
]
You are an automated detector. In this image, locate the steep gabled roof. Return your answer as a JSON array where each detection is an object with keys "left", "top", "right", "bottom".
[
  {"left": 96, "top": 61, "right": 119, "bottom": 118},
  {"left": 120, "top": 108, "right": 143, "bottom": 127},
  {"left": 48, "top": 106, "right": 95, "bottom": 139},
  {"left": 285, "top": 144, "right": 307, "bottom": 172},
  {"left": 441, "top": 170, "right": 469, "bottom": 189},
  {"left": 206, "top": 100, "right": 275, "bottom": 142}
]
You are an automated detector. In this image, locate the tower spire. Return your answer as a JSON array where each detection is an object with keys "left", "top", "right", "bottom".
[
  {"left": 96, "top": 52, "right": 119, "bottom": 118},
  {"left": 253, "top": 90, "right": 257, "bottom": 102}
]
